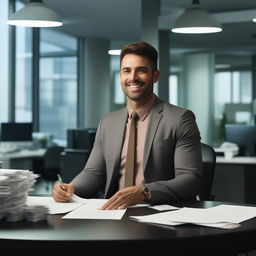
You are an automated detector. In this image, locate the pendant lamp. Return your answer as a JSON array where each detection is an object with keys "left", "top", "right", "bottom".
[
  {"left": 172, "top": 0, "right": 222, "bottom": 34},
  {"left": 7, "top": 0, "right": 63, "bottom": 27}
]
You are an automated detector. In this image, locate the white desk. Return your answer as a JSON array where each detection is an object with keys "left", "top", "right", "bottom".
[{"left": 0, "top": 149, "right": 46, "bottom": 169}]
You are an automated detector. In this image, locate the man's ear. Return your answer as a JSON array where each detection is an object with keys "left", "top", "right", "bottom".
[{"left": 153, "top": 70, "right": 160, "bottom": 83}]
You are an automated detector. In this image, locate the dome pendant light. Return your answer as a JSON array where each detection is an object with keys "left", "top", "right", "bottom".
[
  {"left": 7, "top": 0, "right": 63, "bottom": 27},
  {"left": 171, "top": 0, "right": 222, "bottom": 34}
]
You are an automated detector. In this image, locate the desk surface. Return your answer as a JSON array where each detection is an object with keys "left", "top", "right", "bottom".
[
  {"left": 1, "top": 201, "right": 256, "bottom": 256},
  {"left": 0, "top": 148, "right": 46, "bottom": 160},
  {"left": 217, "top": 156, "right": 256, "bottom": 164}
]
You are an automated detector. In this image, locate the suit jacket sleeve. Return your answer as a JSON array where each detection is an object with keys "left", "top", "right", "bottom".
[
  {"left": 146, "top": 106, "right": 202, "bottom": 204},
  {"left": 70, "top": 119, "right": 106, "bottom": 198}
]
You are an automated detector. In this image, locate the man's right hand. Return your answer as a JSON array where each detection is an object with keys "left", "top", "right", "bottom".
[{"left": 52, "top": 183, "right": 75, "bottom": 202}]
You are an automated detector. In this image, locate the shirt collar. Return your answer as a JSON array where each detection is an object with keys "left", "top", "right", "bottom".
[{"left": 127, "top": 94, "right": 156, "bottom": 121}]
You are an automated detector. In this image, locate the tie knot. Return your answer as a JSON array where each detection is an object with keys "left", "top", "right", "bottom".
[{"left": 131, "top": 111, "right": 139, "bottom": 120}]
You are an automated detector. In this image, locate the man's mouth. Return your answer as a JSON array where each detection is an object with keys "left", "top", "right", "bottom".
[
  {"left": 126, "top": 81, "right": 144, "bottom": 87},
  {"left": 128, "top": 84, "right": 141, "bottom": 88}
]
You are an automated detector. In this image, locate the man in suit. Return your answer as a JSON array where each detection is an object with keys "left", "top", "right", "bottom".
[{"left": 52, "top": 41, "right": 202, "bottom": 209}]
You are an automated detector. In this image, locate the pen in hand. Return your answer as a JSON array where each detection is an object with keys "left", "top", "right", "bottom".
[{"left": 57, "top": 173, "right": 65, "bottom": 190}]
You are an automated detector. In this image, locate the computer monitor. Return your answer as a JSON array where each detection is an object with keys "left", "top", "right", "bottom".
[
  {"left": 225, "top": 124, "right": 256, "bottom": 156},
  {"left": 67, "top": 128, "right": 96, "bottom": 151},
  {"left": 0, "top": 122, "right": 33, "bottom": 142}
]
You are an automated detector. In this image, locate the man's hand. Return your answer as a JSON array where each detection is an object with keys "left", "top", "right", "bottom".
[
  {"left": 99, "top": 185, "right": 145, "bottom": 210},
  {"left": 52, "top": 183, "right": 75, "bottom": 202}
]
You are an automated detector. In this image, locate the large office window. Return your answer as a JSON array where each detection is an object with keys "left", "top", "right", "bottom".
[
  {"left": 214, "top": 71, "right": 252, "bottom": 120},
  {"left": 0, "top": 0, "right": 9, "bottom": 123},
  {"left": 15, "top": 0, "right": 33, "bottom": 122},
  {"left": 40, "top": 29, "right": 78, "bottom": 142},
  {"left": 214, "top": 70, "right": 252, "bottom": 144}
]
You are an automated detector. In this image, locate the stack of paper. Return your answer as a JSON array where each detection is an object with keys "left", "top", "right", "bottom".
[
  {"left": 24, "top": 205, "right": 49, "bottom": 222},
  {"left": 0, "top": 169, "right": 41, "bottom": 222},
  {"left": 130, "top": 204, "right": 256, "bottom": 229}
]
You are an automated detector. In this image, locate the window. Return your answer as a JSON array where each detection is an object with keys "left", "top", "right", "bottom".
[
  {"left": 214, "top": 70, "right": 252, "bottom": 144},
  {"left": 0, "top": 0, "right": 9, "bottom": 123},
  {"left": 169, "top": 74, "right": 178, "bottom": 105},
  {"left": 214, "top": 71, "right": 252, "bottom": 120},
  {"left": 39, "top": 29, "right": 78, "bottom": 142},
  {"left": 114, "top": 71, "right": 125, "bottom": 104},
  {"left": 15, "top": 0, "right": 33, "bottom": 122}
]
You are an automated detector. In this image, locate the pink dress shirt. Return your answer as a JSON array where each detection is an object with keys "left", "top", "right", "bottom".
[{"left": 119, "top": 94, "right": 156, "bottom": 189}]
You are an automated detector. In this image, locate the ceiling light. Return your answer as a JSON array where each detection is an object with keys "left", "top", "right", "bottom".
[
  {"left": 215, "top": 64, "right": 231, "bottom": 69},
  {"left": 7, "top": 0, "right": 63, "bottom": 27},
  {"left": 108, "top": 50, "right": 121, "bottom": 55},
  {"left": 171, "top": 0, "right": 222, "bottom": 34}
]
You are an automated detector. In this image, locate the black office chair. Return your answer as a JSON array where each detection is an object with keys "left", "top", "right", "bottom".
[
  {"left": 40, "top": 145, "right": 64, "bottom": 190},
  {"left": 60, "top": 149, "right": 90, "bottom": 183},
  {"left": 198, "top": 143, "right": 216, "bottom": 201}
]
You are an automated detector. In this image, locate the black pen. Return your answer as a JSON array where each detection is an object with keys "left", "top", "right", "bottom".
[{"left": 57, "top": 173, "right": 65, "bottom": 190}]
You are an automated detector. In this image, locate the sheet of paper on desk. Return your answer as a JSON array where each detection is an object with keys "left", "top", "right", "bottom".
[
  {"left": 130, "top": 204, "right": 256, "bottom": 229},
  {"left": 26, "top": 195, "right": 88, "bottom": 214},
  {"left": 148, "top": 204, "right": 180, "bottom": 211},
  {"left": 62, "top": 199, "right": 126, "bottom": 220}
]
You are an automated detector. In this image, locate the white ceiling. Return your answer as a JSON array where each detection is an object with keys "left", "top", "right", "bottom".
[{"left": 41, "top": 0, "right": 256, "bottom": 67}]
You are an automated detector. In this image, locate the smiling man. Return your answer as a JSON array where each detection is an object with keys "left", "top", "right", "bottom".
[{"left": 52, "top": 41, "right": 202, "bottom": 209}]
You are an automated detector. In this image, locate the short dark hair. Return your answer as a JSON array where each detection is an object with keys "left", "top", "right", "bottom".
[{"left": 120, "top": 41, "right": 158, "bottom": 71}]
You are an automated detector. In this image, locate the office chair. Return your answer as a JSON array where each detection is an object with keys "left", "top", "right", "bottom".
[
  {"left": 60, "top": 149, "right": 90, "bottom": 183},
  {"left": 40, "top": 145, "right": 64, "bottom": 190},
  {"left": 198, "top": 143, "right": 216, "bottom": 201}
]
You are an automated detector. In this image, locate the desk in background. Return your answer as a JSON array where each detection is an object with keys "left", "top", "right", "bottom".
[
  {"left": 212, "top": 156, "right": 256, "bottom": 204},
  {"left": 1, "top": 200, "right": 256, "bottom": 256},
  {"left": 0, "top": 148, "right": 46, "bottom": 170},
  {"left": 216, "top": 156, "right": 256, "bottom": 164}
]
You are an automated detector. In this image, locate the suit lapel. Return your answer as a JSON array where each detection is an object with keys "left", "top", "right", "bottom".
[
  {"left": 143, "top": 99, "right": 163, "bottom": 171},
  {"left": 105, "top": 108, "right": 128, "bottom": 195},
  {"left": 111, "top": 108, "right": 128, "bottom": 171}
]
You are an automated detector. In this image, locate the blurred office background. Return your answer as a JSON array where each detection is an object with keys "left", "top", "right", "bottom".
[{"left": 1, "top": 0, "right": 256, "bottom": 199}]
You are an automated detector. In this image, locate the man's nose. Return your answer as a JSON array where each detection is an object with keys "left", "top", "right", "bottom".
[{"left": 129, "top": 71, "right": 137, "bottom": 81}]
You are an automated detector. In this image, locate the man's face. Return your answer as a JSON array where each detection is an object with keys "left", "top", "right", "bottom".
[{"left": 120, "top": 54, "right": 159, "bottom": 102}]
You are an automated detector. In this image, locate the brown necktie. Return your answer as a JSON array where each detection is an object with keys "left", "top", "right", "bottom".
[{"left": 124, "top": 111, "right": 139, "bottom": 188}]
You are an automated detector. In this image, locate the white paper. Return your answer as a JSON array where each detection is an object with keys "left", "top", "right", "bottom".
[
  {"left": 26, "top": 195, "right": 87, "bottom": 214},
  {"left": 148, "top": 204, "right": 180, "bottom": 211},
  {"left": 128, "top": 203, "right": 149, "bottom": 208},
  {"left": 62, "top": 199, "right": 126, "bottom": 220},
  {"left": 71, "top": 194, "right": 89, "bottom": 204},
  {"left": 130, "top": 204, "right": 256, "bottom": 229}
]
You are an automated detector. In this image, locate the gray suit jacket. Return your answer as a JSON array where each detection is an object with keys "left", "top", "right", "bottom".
[{"left": 71, "top": 98, "right": 202, "bottom": 204}]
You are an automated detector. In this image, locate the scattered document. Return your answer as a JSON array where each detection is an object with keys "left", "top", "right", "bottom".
[
  {"left": 128, "top": 203, "right": 149, "bottom": 208},
  {"left": 62, "top": 199, "right": 126, "bottom": 220},
  {"left": 148, "top": 204, "right": 180, "bottom": 211},
  {"left": 26, "top": 195, "right": 87, "bottom": 215},
  {"left": 130, "top": 204, "right": 256, "bottom": 229}
]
